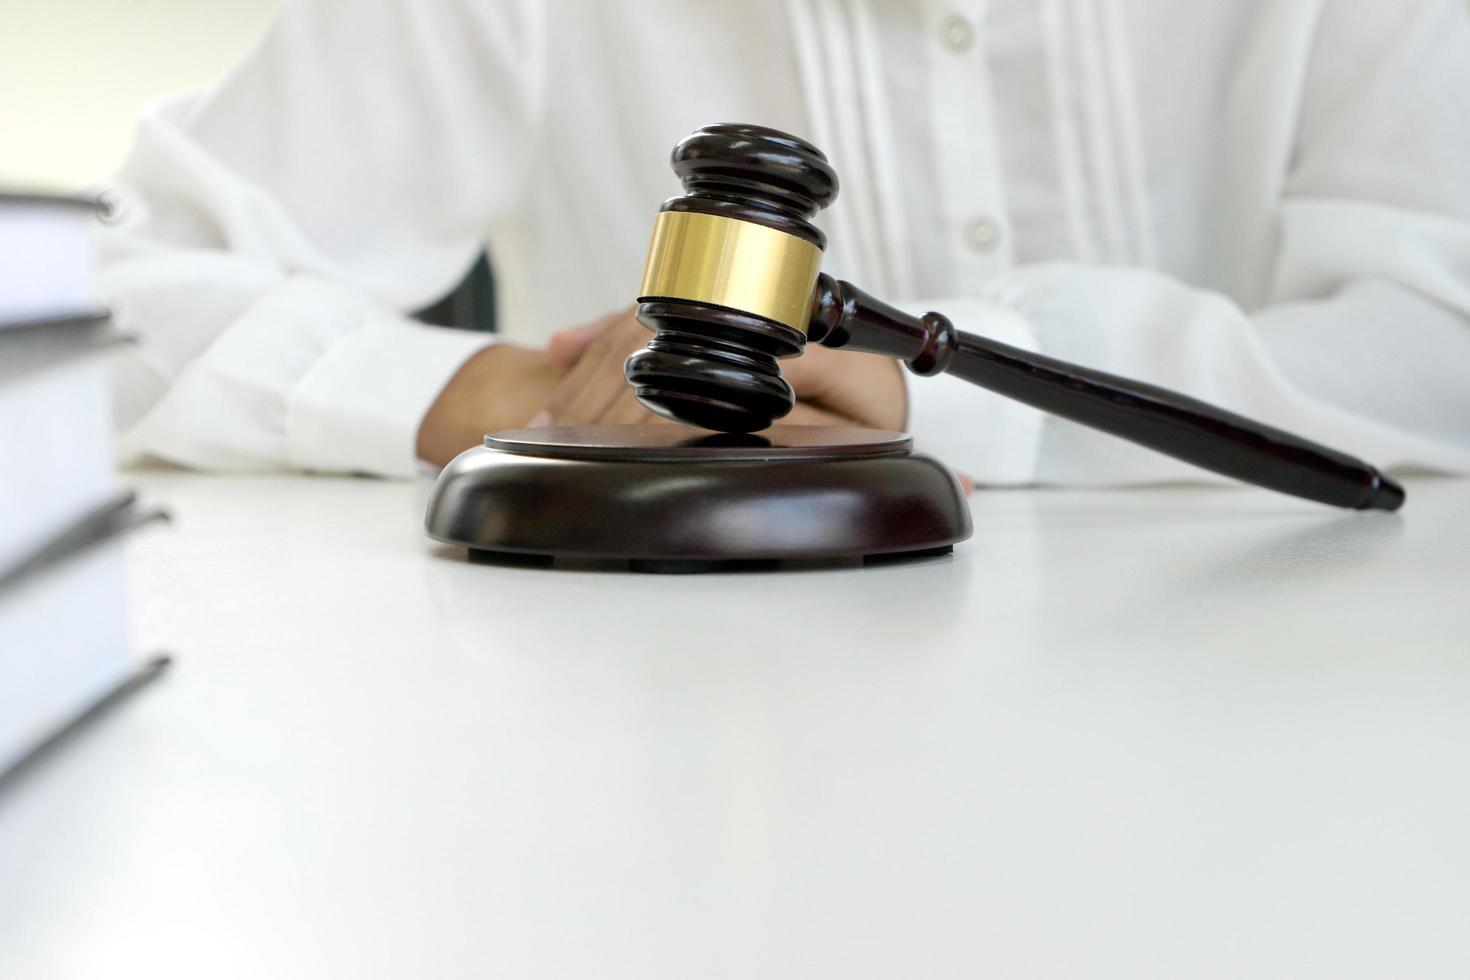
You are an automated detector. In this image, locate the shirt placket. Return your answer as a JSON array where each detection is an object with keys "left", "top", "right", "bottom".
[{"left": 925, "top": 0, "right": 1013, "bottom": 293}]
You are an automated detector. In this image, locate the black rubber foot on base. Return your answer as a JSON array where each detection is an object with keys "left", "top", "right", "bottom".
[
  {"left": 468, "top": 549, "right": 553, "bottom": 568},
  {"left": 863, "top": 545, "right": 953, "bottom": 566},
  {"left": 465, "top": 545, "right": 953, "bottom": 573},
  {"left": 427, "top": 428, "right": 972, "bottom": 573},
  {"left": 628, "top": 558, "right": 785, "bottom": 574}
]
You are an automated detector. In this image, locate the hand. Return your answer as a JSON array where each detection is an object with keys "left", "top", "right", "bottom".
[
  {"left": 416, "top": 344, "right": 562, "bottom": 466},
  {"left": 532, "top": 308, "right": 667, "bottom": 427},
  {"left": 536, "top": 307, "right": 908, "bottom": 430}
]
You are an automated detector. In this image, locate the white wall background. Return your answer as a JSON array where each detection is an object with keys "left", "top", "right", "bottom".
[
  {"left": 0, "top": 0, "right": 280, "bottom": 191},
  {"left": 3, "top": 1, "right": 1468, "bottom": 191}
]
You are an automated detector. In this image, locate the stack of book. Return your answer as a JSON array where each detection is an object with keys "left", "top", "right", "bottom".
[{"left": 0, "top": 192, "right": 169, "bottom": 786}]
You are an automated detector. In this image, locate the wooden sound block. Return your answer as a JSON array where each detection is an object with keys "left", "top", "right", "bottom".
[{"left": 424, "top": 425, "right": 971, "bottom": 573}]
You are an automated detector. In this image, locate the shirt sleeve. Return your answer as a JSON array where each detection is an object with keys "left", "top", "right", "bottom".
[
  {"left": 98, "top": 0, "right": 543, "bottom": 476},
  {"left": 903, "top": 0, "right": 1470, "bottom": 487}
]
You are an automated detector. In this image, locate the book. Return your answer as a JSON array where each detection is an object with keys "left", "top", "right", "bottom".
[
  {"left": 0, "top": 190, "right": 170, "bottom": 788},
  {"left": 0, "top": 494, "right": 168, "bottom": 779},
  {"left": 0, "top": 193, "right": 106, "bottom": 327},
  {"left": 0, "top": 312, "right": 121, "bottom": 386},
  {"left": 0, "top": 341, "right": 121, "bottom": 574}
]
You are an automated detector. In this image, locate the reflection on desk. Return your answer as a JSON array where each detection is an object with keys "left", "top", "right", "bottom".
[{"left": 2, "top": 472, "right": 1467, "bottom": 979}]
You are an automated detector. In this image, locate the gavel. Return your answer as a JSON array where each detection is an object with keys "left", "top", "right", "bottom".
[{"left": 624, "top": 123, "right": 1404, "bottom": 512}]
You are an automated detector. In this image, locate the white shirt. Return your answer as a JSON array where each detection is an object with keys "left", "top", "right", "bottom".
[{"left": 100, "top": 0, "right": 1470, "bottom": 483}]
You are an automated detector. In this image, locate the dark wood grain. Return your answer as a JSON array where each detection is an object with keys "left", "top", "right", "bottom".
[
  {"left": 425, "top": 426, "right": 971, "bottom": 567},
  {"left": 807, "top": 275, "right": 1404, "bottom": 511},
  {"left": 624, "top": 123, "right": 1404, "bottom": 512}
]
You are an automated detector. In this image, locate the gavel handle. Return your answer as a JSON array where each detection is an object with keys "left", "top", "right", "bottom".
[{"left": 807, "top": 274, "right": 1404, "bottom": 511}]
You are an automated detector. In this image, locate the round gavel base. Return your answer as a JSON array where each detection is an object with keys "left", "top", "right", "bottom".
[{"left": 424, "top": 426, "right": 972, "bottom": 573}]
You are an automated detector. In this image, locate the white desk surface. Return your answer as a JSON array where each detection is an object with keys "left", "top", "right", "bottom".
[{"left": 2, "top": 471, "right": 1468, "bottom": 979}]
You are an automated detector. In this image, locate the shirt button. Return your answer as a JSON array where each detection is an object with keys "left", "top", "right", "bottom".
[
  {"left": 964, "top": 215, "right": 1001, "bottom": 253},
  {"left": 939, "top": 14, "right": 975, "bottom": 52}
]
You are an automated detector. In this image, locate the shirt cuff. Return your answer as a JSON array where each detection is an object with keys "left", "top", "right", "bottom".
[
  {"left": 895, "top": 297, "right": 1044, "bottom": 486},
  {"left": 284, "top": 296, "right": 493, "bottom": 477}
]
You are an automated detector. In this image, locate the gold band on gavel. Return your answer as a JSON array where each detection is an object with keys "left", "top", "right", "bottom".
[{"left": 638, "top": 210, "right": 824, "bottom": 334}]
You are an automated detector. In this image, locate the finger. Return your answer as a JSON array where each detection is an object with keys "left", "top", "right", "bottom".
[
  {"left": 549, "top": 307, "right": 635, "bottom": 367},
  {"left": 547, "top": 313, "right": 661, "bottom": 425},
  {"left": 603, "top": 387, "right": 662, "bottom": 426},
  {"left": 546, "top": 309, "right": 624, "bottom": 369},
  {"left": 777, "top": 401, "right": 853, "bottom": 428},
  {"left": 955, "top": 472, "right": 976, "bottom": 496},
  {"left": 542, "top": 338, "right": 612, "bottom": 423},
  {"left": 545, "top": 320, "right": 644, "bottom": 424},
  {"left": 615, "top": 398, "right": 677, "bottom": 426},
  {"left": 547, "top": 353, "right": 625, "bottom": 425}
]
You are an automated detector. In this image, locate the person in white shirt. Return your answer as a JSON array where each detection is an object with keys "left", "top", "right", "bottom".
[{"left": 100, "top": 0, "right": 1470, "bottom": 484}]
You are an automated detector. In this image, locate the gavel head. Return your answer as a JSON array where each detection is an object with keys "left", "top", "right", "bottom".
[{"left": 625, "top": 123, "right": 838, "bottom": 432}]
